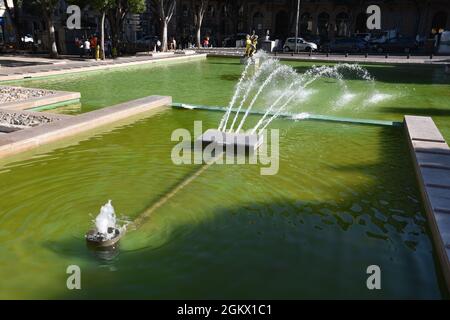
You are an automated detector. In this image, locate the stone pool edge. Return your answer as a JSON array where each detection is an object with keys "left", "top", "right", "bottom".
[
  {"left": 405, "top": 115, "right": 450, "bottom": 293},
  {"left": 0, "top": 54, "right": 207, "bottom": 82},
  {"left": 0, "top": 86, "right": 81, "bottom": 111},
  {"left": 0, "top": 95, "right": 171, "bottom": 158}
]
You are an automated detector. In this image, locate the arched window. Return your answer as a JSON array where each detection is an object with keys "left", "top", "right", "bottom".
[
  {"left": 253, "top": 12, "right": 264, "bottom": 34},
  {"left": 355, "top": 12, "right": 367, "bottom": 33},
  {"left": 275, "top": 11, "right": 289, "bottom": 38},
  {"left": 431, "top": 11, "right": 447, "bottom": 33},
  {"left": 238, "top": 5, "right": 244, "bottom": 17},
  {"left": 336, "top": 12, "right": 349, "bottom": 37},
  {"left": 300, "top": 13, "right": 312, "bottom": 35},
  {"left": 208, "top": 5, "right": 215, "bottom": 18},
  {"left": 317, "top": 12, "right": 330, "bottom": 38}
]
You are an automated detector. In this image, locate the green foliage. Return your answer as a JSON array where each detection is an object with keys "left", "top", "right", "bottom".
[
  {"left": 32, "top": 0, "right": 60, "bottom": 12},
  {"left": 69, "top": 0, "right": 145, "bottom": 13},
  {"left": 128, "top": 0, "right": 146, "bottom": 13}
]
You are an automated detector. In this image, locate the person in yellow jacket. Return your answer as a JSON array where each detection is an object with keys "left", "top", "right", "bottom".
[{"left": 244, "top": 34, "right": 252, "bottom": 57}]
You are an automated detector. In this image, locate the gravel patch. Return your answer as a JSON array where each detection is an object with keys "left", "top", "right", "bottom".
[
  {"left": 0, "top": 111, "right": 62, "bottom": 127},
  {"left": 0, "top": 86, "right": 55, "bottom": 104}
]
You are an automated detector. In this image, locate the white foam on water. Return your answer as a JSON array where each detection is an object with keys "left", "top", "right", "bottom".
[
  {"left": 365, "top": 92, "right": 395, "bottom": 105},
  {"left": 335, "top": 92, "right": 358, "bottom": 108},
  {"left": 181, "top": 104, "right": 196, "bottom": 110},
  {"left": 95, "top": 200, "right": 117, "bottom": 238},
  {"left": 218, "top": 54, "right": 376, "bottom": 132},
  {"left": 292, "top": 112, "right": 310, "bottom": 120}
]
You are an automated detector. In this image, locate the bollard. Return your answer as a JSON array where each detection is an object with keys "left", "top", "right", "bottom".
[
  {"left": 345, "top": 53, "right": 348, "bottom": 57},
  {"left": 385, "top": 53, "right": 389, "bottom": 59},
  {"left": 430, "top": 53, "right": 433, "bottom": 59},
  {"left": 365, "top": 53, "right": 368, "bottom": 58},
  {"left": 407, "top": 53, "right": 410, "bottom": 59}
]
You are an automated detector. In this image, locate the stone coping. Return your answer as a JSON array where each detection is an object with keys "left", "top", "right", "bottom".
[
  {"left": 0, "top": 86, "right": 81, "bottom": 111},
  {"left": 0, "top": 95, "right": 171, "bottom": 159},
  {"left": 405, "top": 115, "right": 450, "bottom": 293},
  {"left": 204, "top": 51, "right": 450, "bottom": 66},
  {"left": 0, "top": 54, "right": 207, "bottom": 82}
]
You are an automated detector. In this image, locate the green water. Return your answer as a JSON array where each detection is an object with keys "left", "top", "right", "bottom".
[
  {"left": 1, "top": 57, "right": 449, "bottom": 299},
  {"left": 11, "top": 57, "right": 450, "bottom": 140}
]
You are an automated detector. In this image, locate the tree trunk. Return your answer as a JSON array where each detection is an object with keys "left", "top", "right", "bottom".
[
  {"left": 46, "top": 15, "right": 58, "bottom": 58},
  {"left": 101, "top": 11, "right": 106, "bottom": 60},
  {"left": 162, "top": 21, "right": 168, "bottom": 52},
  {"left": 5, "top": 2, "right": 22, "bottom": 47},
  {"left": 196, "top": 26, "right": 201, "bottom": 48}
]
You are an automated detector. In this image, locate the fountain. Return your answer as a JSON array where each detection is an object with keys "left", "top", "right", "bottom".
[
  {"left": 85, "top": 200, "right": 126, "bottom": 248},
  {"left": 200, "top": 51, "right": 375, "bottom": 152}
]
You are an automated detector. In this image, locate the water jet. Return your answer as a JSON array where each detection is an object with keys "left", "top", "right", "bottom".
[{"left": 85, "top": 200, "right": 126, "bottom": 248}]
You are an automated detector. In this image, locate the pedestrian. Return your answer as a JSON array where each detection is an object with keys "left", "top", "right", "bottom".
[
  {"left": 106, "top": 37, "right": 112, "bottom": 58},
  {"left": 90, "top": 35, "right": 98, "bottom": 59},
  {"left": 203, "top": 36, "right": 210, "bottom": 48},
  {"left": 74, "top": 38, "right": 82, "bottom": 57},
  {"left": 83, "top": 38, "right": 91, "bottom": 58},
  {"left": 156, "top": 39, "right": 161, "bottom": 52}
]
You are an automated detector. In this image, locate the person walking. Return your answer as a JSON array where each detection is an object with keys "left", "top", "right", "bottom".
[
  {"left": 90, "top": 35, "right": 98, "bottom": 59},
  {"left": 203, "top": 36, "right": 210, "bottom": 48},
  {"left": 83, "top": 38, "right": 91, "bottom": 58}
]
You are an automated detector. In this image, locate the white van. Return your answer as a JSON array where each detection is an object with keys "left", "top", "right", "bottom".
[{"left": 437, "top": 31, "right": 450, "bottom": 54}]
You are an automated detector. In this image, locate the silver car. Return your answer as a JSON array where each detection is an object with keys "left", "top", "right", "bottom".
[{"left": 283, "top": 37, "right": 318, "bottom": 52}]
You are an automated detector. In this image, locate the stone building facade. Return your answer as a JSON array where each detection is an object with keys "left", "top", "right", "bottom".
[{"left": 173, "top": 0, "right": 449, "bottom": 45}]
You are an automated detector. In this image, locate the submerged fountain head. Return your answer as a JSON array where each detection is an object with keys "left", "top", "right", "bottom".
[
  {"left": 85, "top": 200, "right": 125, "bottom": 248},
  {"left": 197, "top": 129, "right": 264, "bottom": 153}
]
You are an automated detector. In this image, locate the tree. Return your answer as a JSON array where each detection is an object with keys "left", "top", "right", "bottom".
[
  {"left": 193, "top": 0, "right": 208, "bottom": 48},
  {"left": 4, "top": 0, "right": 23, "bottom": 46},
  {"left": 33, "top": 0, "right": 59, "bottom": 58},
  {"left": 92, "top": 0, "right": 115, "bottom": 60},
  {"left": 107, "top": 0, "right": 146, "bottom": 57},
  {"left": 153, "top": 0, "right": 176, "bottom": 52}
]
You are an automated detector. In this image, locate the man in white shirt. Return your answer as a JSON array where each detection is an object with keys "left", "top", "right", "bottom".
[{"left": 84, "top": 39, "right": 91, "bottom": 57}]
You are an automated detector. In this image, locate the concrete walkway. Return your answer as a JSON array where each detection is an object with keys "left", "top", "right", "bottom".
[
  {"left": 197, "top": 48, "right": 450, "bottom": 65},
  {"left": 0, "top": 53, "right": 207, "bottom": 82}
]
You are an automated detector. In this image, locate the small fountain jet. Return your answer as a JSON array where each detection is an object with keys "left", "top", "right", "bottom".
[{"left": 85, "top": 200, "right": 126, "bottom": 248}]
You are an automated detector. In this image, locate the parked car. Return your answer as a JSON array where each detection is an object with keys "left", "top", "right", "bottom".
[
  {"left": 372, "top": 37, "right": 418, "bottom": 53},
  {"left": 354, "top": 33, "right": 371, "bottom": 42},
  {"left": 324, "top": 38, "right": 369, "bottom": 53},
  {"left": 21, "top": 34, "right": 34, "bottom": 43},
  {"left": 437, "top": 31, "right": 450, "bottom": 54},
  {"left": 283, "top": 37, "right": 318, "bottom": 52},
  {"left": 222, "top": 33, "right": 248, "bottom": 47},
  {"left": 135, "top": 35, "right": 158, "bottom": 47}
]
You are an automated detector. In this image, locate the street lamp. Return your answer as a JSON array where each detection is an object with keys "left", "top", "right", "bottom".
[{"left": 295, "top": 0, "right": 300, "bottom": 54}]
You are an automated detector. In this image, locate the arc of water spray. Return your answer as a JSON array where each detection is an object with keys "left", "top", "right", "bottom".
[
  {"left": 235, "top": 65, "right": 286, "bottom": 133},
  {"left": 251, "top": 82, "right": 297, "bottom": 134},
  {"left": 256, "top": 65, "right": 349, "bottom": 133},
  {"left": 226, "top": 60, "right": 274, "bottom": 132},
  {"left": 218, "top": 58, "right": 252, "bottom": 131}
]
